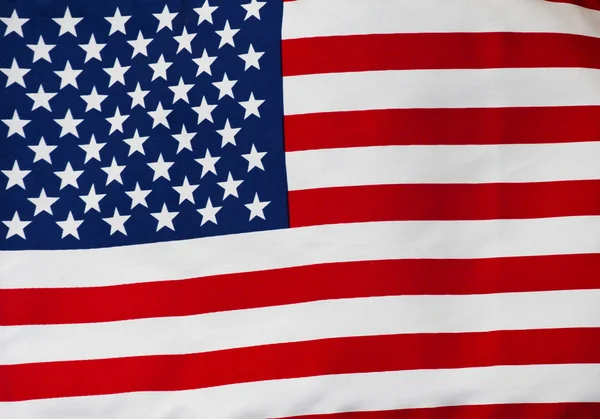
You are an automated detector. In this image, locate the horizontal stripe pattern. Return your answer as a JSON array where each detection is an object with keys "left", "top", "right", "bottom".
[
  {"left": 277, "top": 1, "right": 600, "bottom": 416},
  {"left": 3, "top": 329, "right": 600, "bottom": 401},
  {"left": 4, "top": 1, "right": 600, "bottom": 417},
  {"left": 2, "top": 365, "right": 600, "bottom": 419},
  {"left": 3, "top": 217, "right": 600, "bottom": 288},
  {"left": 3, "top": 253, "right": 600, "bottom": 326},
  {"left": 3, "top": 290, "right": 600, "bottom": 365}
]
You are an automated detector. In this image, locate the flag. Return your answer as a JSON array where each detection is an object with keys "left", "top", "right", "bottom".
[{"left": 2, "top": 0, "right": 600, "bottom": 417}]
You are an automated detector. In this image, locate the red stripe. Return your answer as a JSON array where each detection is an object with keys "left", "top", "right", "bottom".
[
  {"left": 281, "top": 403, "right": 600, "bottom": 419},
  {"left": 288, "top": 181, "right": 600, "bottom": 227},
  {"left": 2, "top": 254, "right": 600, "bottom": 325},
  {"left": 283, "top": 106, "right": 600, "bottom": 151},
  {"left": 2, "top": 328, "right": 599, "bottom": 401},
  {"left": 545, "top": 0, "right": 600, "bottom": 11},
  {"left": 282, "top": 33, "right": 600, "bottom": 77}
]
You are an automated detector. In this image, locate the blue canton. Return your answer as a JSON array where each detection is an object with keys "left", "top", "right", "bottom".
[{"left": 0, "top": 0, "right": 288, "bottom": 250}]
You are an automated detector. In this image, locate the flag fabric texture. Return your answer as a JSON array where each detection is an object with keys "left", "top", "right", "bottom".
[{"left": 2, "top": 0, "right": 600, "bottom": 417}]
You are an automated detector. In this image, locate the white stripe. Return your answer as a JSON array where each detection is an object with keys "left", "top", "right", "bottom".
[
  {"left": 3, "top": 365, "right": 600, "bottom": 418},
  {"left": 12, "top": 180, "right": 596, "bottom": 288},
  {"left": 285, "top": 142, "right": 600, "bottom": 191},
  {"left": 2, "top": 290, "right": 600, "bottom": 364},
  {"left": 283, "top": 0, "right": 600, "bottom": 40},
  {"left": 2, "top": 217, "right": 600, "bottom": 289},
  {"left": 283, "top": 68, "right": 600, "bottom": 115}
]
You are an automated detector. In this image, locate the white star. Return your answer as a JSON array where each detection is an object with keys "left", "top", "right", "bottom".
[
  {"left": 195, "top": 149, "right": 220, "bottom": 177},
  {"left": 216, "top": 20, "right": 239, "bottom": 48},
  {"left": 53, "top": 7, "right": 82, "bottom": 37},
  {"left": 101, "top": 157, "right": 126, "bottom": 185},
  {"left": 103, "top": 208, "right": 130, "bottom": 235},
  {"left": 195, "top": 0, "right": 217, "bottom": 24},
  {"left": 173, "top": 176, "right": 199, "bottom": 204},
  {"left": 55, "top": 61, "right": 82, "bottom": 89},
  {"left": 128, "top": 82, "right": 149, "bottom": 109},
  {"left": 1, "top": 58, "right": 30, "bottom": 88},
  {"left": 54, "top": 162, "right": 83, "bottom": 189},
  {"left": 104, "top": 58, "right": 130, "bottom": 87},
  {"left": 2, "top": 110, "right": 30, "bottom": 137},
  {"left": 212, "top": 73, "right": 237, "bottom": 100},
  {"left": 242, "top": 144, "right": 267, "bottom": 171},
  {"left": 239, "top": 92, "right": 264, "bottom": 119},
  {"left": 172, "top": 125, "right": 196, "bottom": 153},
  {"left": 128, "top": 31, "right": 153, "bottom": 58},
  {"left": 124, "top": 129, "right": 149, "bottom": 156},
  {"left": 193, "top": 96, "right": 217, "bottom": 124},
  {"left": 149, "top": 54, "right": 172, "bottom": 81},
  {"left": 169, "top": 77, "right": 193, "bottom": 104},
  {"left": 29, "top": 137, "right": 57, "bottom": 164},
  {"left": 148, "top": 154, "right": 174, "bottom": 181},
  {"left": 239, "top": 44, "right": 264, "bottom": 70},
  {"left": 106, "top": 107, "right": 129, "bottom": 134},
  {"left": 3, "top": 212, "right": 30, "bottom": 239},
  {"left": 79, "top": 135, "right": 105, "bottom": 163},
  {"left": 151, "top": 204, "right": 178, "bottom": 231},
  {"left": 79, "top": 34, "right": 106, "bottom": 63},
  {"left": 105, "top": 8, "right": 130, "bottom": 35},
  {"left": 27, "top": 35, "right": 55, "bottom": 63},
  {"left": 197, "top": 198, "right": 222, "bottom": 226},
  {"left": 28, "top": 189, "right": 59, "bottom": 216},
  {"left": 80, "top": 184, "right": 106, "bottom": 213},
  {"left": 126, "top": 183, "right": 151, "bottom": 209},
  {"left": 56, "top": 212, "right": 84, "bottom": 239},
  {"left": 217, "top": 172, "right": 243, "bottom": 200},
  {"left": 26, "top": 85, "right": 56, "bottom": 112},
  {"left": 55, "top": 109, "right": 83, "bottom": 138},
  {"left": 216, "top": 119, "right": 240, "bottom": 147},
  {"left": 245, "top": 193, "right": 270, "bottom": 220},
  {"left": 153, "top": 5, "right": 177, "bottom": 32},
  {"left": 1, "top": 10, "right": 29, "bottom": 37},
  {"left": 174, "top": 27, "right": 195, "bottom": 54},
  {"left": 242, "top": 0, "right": 266, "bottom": 20},
  {"left": 148, "top": 102, "right": 172, "bottom": 129},
  {"left": 81, "top": 86, "right": 107, "bottom": 112},
  {"left": 2, "top": 161, "right": 30, "bottom": 190},
  {"left": 192, "top": 49, "right": 216, "bottom": 76}
]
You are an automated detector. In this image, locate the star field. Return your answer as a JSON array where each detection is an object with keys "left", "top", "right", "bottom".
[{"left": 0, "top": 0, "right": 287, "bottom": 250}]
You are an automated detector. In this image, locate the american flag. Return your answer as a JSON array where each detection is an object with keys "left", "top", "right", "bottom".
[{"left": 2, "top": 0, "right": 600, "bottom": 417}]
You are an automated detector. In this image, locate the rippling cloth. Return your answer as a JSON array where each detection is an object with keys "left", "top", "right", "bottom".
[{"left": 2, "top": 0, "right": 600, "bottom": 418}]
